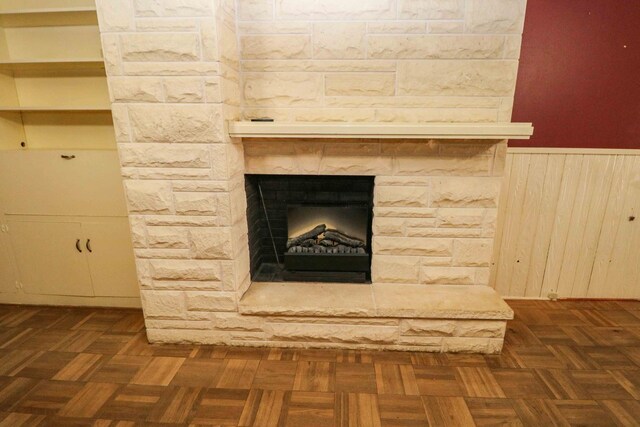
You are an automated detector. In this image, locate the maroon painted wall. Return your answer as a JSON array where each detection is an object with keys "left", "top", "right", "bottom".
[{"left": 510, "top": 0, "right": 640, "bottom": 149}]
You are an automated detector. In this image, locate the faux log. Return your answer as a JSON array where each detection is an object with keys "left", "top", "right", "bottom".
[
  {"left": 324, "top": 230, "right": 365, "bottom": 248},
  {"left": 286, "top": 224, "right": 326, "bottom": 249}
]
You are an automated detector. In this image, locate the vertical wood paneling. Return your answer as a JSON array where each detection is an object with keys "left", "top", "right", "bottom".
[{"left": 492, "top": 152, "right": 640, "bottom": 299}]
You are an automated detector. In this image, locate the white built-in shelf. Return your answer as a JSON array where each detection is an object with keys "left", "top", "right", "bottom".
[
  {"left": 0, "top": 7, "right": 98, "bottom": 26},
  {"left": 0, "top": 106, "right": 111, "bottom": 112},
  {"left": 229, "top": 121, "right": 535, "bottom": 140},
  {"left": 0, "top": 58, "right": 105, "bottom": 71},
  {"left": 0, "top": 7, "right": 97, "bottom": 14}
]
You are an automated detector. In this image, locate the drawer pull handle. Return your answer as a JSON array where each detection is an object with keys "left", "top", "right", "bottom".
[
  {"left": 75, "top": 239, "right": 82, "bottom": 253},
  {"left": 61, "top": 155, "right": 76, "bottom": 160},
  {"left": 86, "top": 239, "right": 92, "bottom": 253}
]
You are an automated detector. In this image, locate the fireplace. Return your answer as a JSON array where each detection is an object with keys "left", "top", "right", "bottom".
[{"left": 245, "top": 175, "right": 374, "bottom": 283}]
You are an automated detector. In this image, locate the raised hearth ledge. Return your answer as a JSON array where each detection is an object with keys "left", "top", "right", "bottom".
[
  {"left": 228, "top": 121, "right": 534, "bottom": 140},
  {"left": 239, "top": 282, "right": 514, "bottom": 320}
]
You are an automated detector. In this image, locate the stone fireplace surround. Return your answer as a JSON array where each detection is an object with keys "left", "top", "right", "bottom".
[{"left": 93, "top": 0, "right": 527, "bottom": 353}]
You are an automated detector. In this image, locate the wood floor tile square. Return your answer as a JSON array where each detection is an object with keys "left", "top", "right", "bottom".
[
  {"left": 553, "top": 400, "right": 616, "bottom": 426},
  {"left": 52, "top": 353, "right": 105, "bottom": 382},
  {"left": 583, "top": 347, "right": 637, "bottom": 369},
  {"left": 546, "top": 345, "right": 601, "bottom": 369},
  {"left": 511, "top": 345, "right": 565, "bottom": 369},
  {"left": 606, "top": 369, "right": 640, "bottom": 399},
  {"left": 527, "top": 325, "right": 577, "bottom": 345},
  {"left": 252, "top": 360, "right": 298, "bottom": 391},
  {"left": 512, "top": 399, "right": 569, "bottom": 427},
  {"left": 0, "top": 350, "right": 43, "bottom": 377},
  {"left": 534, "top": 369, "right": 590, "bottom": 400},
  {"left": 573, "top": 310, "right": 618, "bottom": 327},
  {"left": 89, "top": 355, "right": 151, "bottom": 384},
  {"left": 413, "top": 366, "right": 463, "bottom": 397},
  {"left": 85, "top": 333, "right": 138, "bottom": 355},
  {"left": 334, "top": 363, "right": 377, "bottom": 394},
  {"left": 216, "top": 359, "right": 260, "bottom": 389},
  {"left": 559, "top": 326, "right": 600, "bottom": 346},
  {"left": 336, "top": 393, "right": 382, "bottom": 427},
  {"left": 455, "top": 367, "right": 506, "bottom": 398},
  {"left": 598, "top": 309, "right": 640, "bottom": 326},
  {"left": 238, "top": 389, "right": 286, "bottom": 427},
  {"left": 0, "top": 308, "right": 39, "bottom": 328},
  {"left": 296, "top": 349, "right": 339, "bottom": 362},
  {"left": 49, "top": 330, "right": 103, "bottom": 353},
  {"left": 0, "top": 377, "right": 40, "bottom": 411},
  {"left": 545, "top": 310, "right": 589, "bottom": 326},
  {"left": 444, "top": 354, "right": 488, "bottom": 367},
  {"left": 619, "top": 346, "right": 640, "bottom": 367},
  {"left": 492, "top": 369, "right": 550, "bottom": 399},
  {"left": 73, "top": 311, "right": 128, "bottom": 332},
  {"left": 504, "top": 322, "right": 543, "bottom": 347},
  {"left": 281, "top": 391, "right": 335, "bottom": 427},
  {"left": 586, "top": 327, "right": 640, "bottom": 346},
  {"left": 169, "top": 359, "right": 224, "bottom": 388},
  {"left": 225, "top": 346, "right": 269, "bottom": 360},
  {"left": 569, "top": 371, "right": 634, "bottom": 400},
  {"left": 600, "top": 399, "right": 640, "bottom": 426},
  {"left": 377, "top": 395, "right": 428, "bottom": 427},
  {"left": 191, "top": 388, "right": 249, "bottom": 426},
  {"left": 293, "top": 361, "right": 335, "bottom": 392},
  {"left": 14, "top": 329, "right": 73, "bottom": 352},
  {"left": 0, "top": 412, "right": 46, "bottom": 426},
  {"left": 15, "top": 352, "right": 78, "bottom": 379},
  {"left": 131, "top": 357, "right": 185, "bottom": 386},
  {"left": 374, "top": 364, "right": 419, "bottom": 396},
  {"left": 14, "top": 380, "right": 84, "bottom": 415},
  {"left": 108, "top": 313, "right": 145, "bottom": 333},
  {"left": 146, "top": 386, "right": 203, "bottom": 424},
  {"left": 97, "top": 384, "right": 164, "bottom": 421},
  {"left": 465, "top": 398, "right": 522, "bottom": 427},
  {"left": 484, "top": 347, "right": 525, "bottom": 369},
  {"left": 422, "top": 396, "right": 475, "bottom": 427},
  {"left": 58, "top": 382, "right": 119, "bottom": 418}
]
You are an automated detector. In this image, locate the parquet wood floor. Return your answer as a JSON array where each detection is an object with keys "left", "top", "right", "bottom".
[{"left": 0, "top": 299, "right": 640, "bottom": 426}]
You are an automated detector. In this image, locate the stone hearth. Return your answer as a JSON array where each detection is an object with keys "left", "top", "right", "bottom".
[{"left": 95, "top": 0, "right": 525, "bottom": 353}]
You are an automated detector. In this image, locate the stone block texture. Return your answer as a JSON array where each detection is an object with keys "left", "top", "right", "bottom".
[
  {"left": 96, "top": 0, "right": 525, "bottom": 353},
  {"left": 238, "top": 0, "right": 526, "bottom": 123}
]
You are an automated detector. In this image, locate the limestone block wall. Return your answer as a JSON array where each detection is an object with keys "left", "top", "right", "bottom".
[
  {"left": 244, "top": 139, "right": 506, "bottom": 286},
  {"left": 237, "top": 0, "right": 526, "bottom": 123},
  {"left": 95, "top": 0, "right": 252, "bottom": 322}
]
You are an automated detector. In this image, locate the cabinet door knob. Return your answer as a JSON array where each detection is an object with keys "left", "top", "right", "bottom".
[
  {"left": 75, "top": 239, "right": 83, "bottom": 253},
  {"left": 61, "top": 155, "right": 76, "bottom": 160},
  {"left": 86, "top": 239, "right": 93, "bottom": 253}
]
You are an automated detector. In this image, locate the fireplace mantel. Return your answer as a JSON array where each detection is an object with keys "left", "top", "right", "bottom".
[{"left": 229, "top": 121, "right": 534, "bottom": 140}]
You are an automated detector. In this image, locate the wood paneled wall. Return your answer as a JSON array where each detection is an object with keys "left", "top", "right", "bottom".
[{"left": 491, "top": 150, "right": 640, "bottom": 299}]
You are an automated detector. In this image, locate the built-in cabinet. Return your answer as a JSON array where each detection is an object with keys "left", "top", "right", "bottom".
[
  {"left": 7, "top": 217, "right": 138, "bottom": 298},
  {"left": 0, "top": 1, "right": 140, "bottom": 307}
]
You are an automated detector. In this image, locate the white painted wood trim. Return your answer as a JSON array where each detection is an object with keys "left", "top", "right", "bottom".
[
  {"left": 229, "top": 121, "right": 534, "bottom": 140},
  {"left": 508, "top": 147, "right": 640, "bottom": 155}
]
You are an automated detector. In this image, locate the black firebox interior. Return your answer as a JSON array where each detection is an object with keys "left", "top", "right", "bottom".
[{"left": 245, "top": 175, "right": 374, "bottom": 283}]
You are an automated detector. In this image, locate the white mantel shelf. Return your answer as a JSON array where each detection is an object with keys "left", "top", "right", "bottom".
[{"left": 228, "top": 121, "right": 534, "bottom": 140}]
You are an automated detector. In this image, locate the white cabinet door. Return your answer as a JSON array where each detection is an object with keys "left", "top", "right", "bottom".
[
  {"left": 0, "top": 151, "right": 128, "bottom": 217},
  {"left": 82, "top": 219, "right": 139, "bottom": 298},
  {"left": 8, "top": 220, "right": 94, "bottom": 296}
]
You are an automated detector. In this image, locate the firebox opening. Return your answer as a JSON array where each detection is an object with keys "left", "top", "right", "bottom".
[{"left": 245, "top": 174, "right": 374, "bottom": 284}]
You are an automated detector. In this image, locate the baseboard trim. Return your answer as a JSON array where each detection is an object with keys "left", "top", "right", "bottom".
[{"left": 508, "top": 147, "right": 640, "bottom": 155}]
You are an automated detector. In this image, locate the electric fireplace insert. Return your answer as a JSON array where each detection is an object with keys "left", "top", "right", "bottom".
[{"left": 245, "top": 175, "right": 374, "bottom": 283}]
